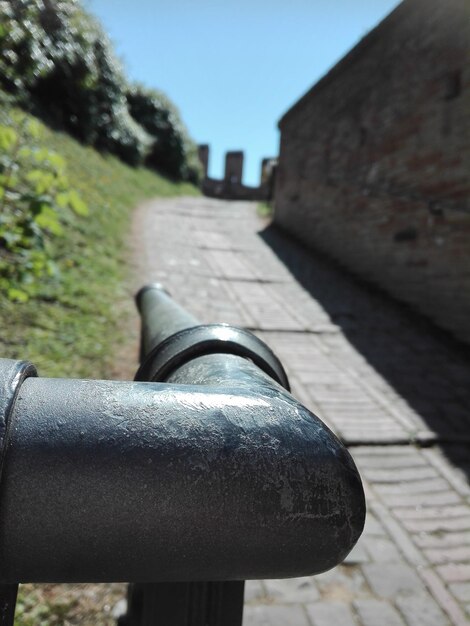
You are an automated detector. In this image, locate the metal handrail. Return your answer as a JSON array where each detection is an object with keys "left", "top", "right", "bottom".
[{"left": 0, "top": 284, "right": 365, "bottom": 625}]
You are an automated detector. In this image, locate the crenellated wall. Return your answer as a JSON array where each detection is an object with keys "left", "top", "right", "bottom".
[
  {"left": 275, "top": 0, "right": 470, "bottom": 344},
  {"left": 198, "top": 146, "right": 276, "bottom": 201}
]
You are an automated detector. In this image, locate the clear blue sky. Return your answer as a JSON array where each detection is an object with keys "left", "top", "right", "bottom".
[{"left": 85, "top": 0, "right": 400, "bottom": 185}]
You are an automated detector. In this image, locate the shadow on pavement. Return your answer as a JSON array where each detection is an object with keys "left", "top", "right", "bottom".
[{"left": 259, "top": 222, "right": 470, "bottom": 482}]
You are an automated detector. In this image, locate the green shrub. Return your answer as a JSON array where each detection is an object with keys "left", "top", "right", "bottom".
[
  {"left": 0, "top": 0, "right": 151, "bottom": 166},
  {"left": 184, "top": 141, "right": 204, "bottom": 186},
  {"left": 0, "top": 107, "right": 88, "bottom": 301},
  {"left": 0, "top": 1, "right": 98, "bottom": 108},
  {"left": 0, "top": 1, "right": 200, "bottom": 179},
  {"left": 94, "top": 99, "right": 153, "bottom": 167},
  {"left": 126, "top": 84, "right": 202, "bottom": 183}
]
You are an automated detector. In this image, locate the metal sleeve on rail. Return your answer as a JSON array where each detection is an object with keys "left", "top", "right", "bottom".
[{"left": 135, "top": 323, "right": 290, "bottom": 390}]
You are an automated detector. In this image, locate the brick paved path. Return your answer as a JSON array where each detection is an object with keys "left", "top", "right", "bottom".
[{"left": 130, "top": 197, "right": 470, "bottom": 625}]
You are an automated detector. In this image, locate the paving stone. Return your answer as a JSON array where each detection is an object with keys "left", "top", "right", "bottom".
[
  {"left": 374, "top": 478, "right": 451, "bottom": 495},
  {"left": 362, "top": 514, "right": 386, "bottom": 537},
  {"left": 422, "top": 448, "right": 470, "bottom": 498},
  {"left": 354, "top": 599, "right": 406, "bottom": 626},
  {"left": 436, "top": 564, "right": 470, "bottom": 583},
  {"left": 354, "top": 447, "right": 426, "bottom": 458},
  {"left": 369, "top": 501, "right": 427, "bottom": 566},
  {"left": 245, "top": 580, "right": 266, "bottom": 603},
  {"left": 306, "top": 601, "right": 357, "bottom": 626},
  {"left": 364, "top": 535, "right": 403, "bottom": 562},
  {"left": 344, "top": 541, "right": 370, "bottom": 565},
  {"left": 243, "top": 605, "right": 311, "bottom": 626},
  {"left": 424, "top": 546, "right": 470, "bottom": 565},
  {"left": 381, "top": 491, "right": 461, "bottom": 508},
  {"left": 362, "top": 564, "right": 424, "bottom": 599},
  {"left": 418, "top": 569, "right": 468, "bottom": 626},
  {"left": 263, "top": 577, "right": 320, "bottom": 604},
  {"left": 395, "top": 593, "right": 451, "bottom": 626},
  {"left": 414, "top": 531, "right": 470, "bottom": 550},
  {"left": 449, "top": 583, "right": 470, "bottom": 603},
  {"left": 397, "top": 505, "right": 470, "bottom": 520},
  {"left": 361, "top": 467, "right": 438, "bottom": 482},
  {"left": 402, "top": 517, "right": 470, "bottom": 534},
  {"left": 355, "top": 456, "right": 429, "bottom": 470},
  {"left": 314, "top": 565, "right": 369, "bottom": 600}
]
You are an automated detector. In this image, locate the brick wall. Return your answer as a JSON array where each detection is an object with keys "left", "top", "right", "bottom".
[{"left": 275, "top": 0, "right": 470, "bottom": 343}]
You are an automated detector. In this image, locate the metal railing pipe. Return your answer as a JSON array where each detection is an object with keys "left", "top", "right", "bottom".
[
  {"left": 136, "top": 284, "right": 199, "bottom": 361},
  {"left": 0, "top": 284, "right": 366, "bottom": 626},
  {"left": 0, "top": 365, "right": 364, "bottom": 583}
]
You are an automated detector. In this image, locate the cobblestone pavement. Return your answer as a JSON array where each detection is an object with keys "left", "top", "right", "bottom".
[{"left": 130, "top": 197, "right": 470, "bottom": 626}]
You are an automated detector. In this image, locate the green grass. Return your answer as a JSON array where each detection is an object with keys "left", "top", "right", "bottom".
[
  {"left": 14, "top": 583, "right": 126, "bottom": 626},
  {"left": 0, "top": 106, "right": 200, "bottom": 380},
  {"left": 0, "top": 103, "right": 200, "bottom": 625}
]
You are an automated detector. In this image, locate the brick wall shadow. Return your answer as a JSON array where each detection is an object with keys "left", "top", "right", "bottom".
[{"left": 259, "top": 222, "right": 470, "bottom": 482}]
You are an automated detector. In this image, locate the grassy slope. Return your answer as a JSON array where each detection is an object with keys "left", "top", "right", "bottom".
[
  {"left": 0, "top": 109, "right": 199, "bottom": 380},
  {"left": 0, "top": 108, "right": 199, "bottom": 624}
]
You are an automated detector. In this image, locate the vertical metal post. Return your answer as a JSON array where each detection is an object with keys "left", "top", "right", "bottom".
[
  {"left": 0, "top": 360, "right": 36, "bottom": 626},
  {"left": 0, "top": 586, "right": 18, "bottom": 626},
  {"left": 120, "top": 582, "right": 245, "bottom": 626}
]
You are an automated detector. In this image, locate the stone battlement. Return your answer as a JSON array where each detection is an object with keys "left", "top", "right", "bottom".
[{"left": 198, "top": 145, "right": 276, "bottom": 201}]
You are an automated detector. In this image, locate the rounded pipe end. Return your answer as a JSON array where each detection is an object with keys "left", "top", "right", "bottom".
[{"left": 135, "top": 283, "right": 170, "bottom": 313}]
